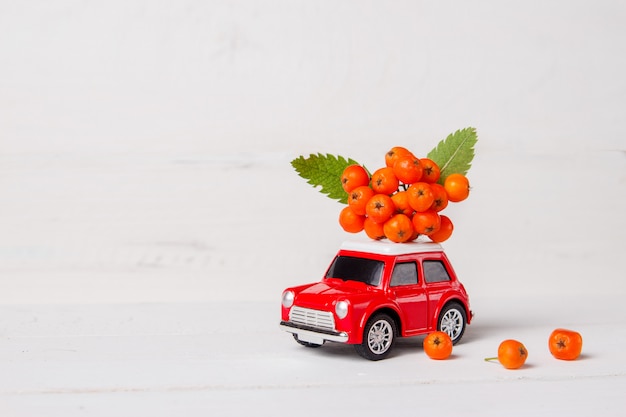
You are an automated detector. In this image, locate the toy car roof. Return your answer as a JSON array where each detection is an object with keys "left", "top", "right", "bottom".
[{"left": 340, "top": 238, "right": 444, "bottom": 256}]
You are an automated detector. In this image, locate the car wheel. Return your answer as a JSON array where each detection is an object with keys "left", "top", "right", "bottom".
[
  {"left": 354, "top": 313, "right": 397, "bottom": 361},
  {"left": 292, "top": 334, "right": 324, "bottom": 348},
  {"left": 437, "top": 302, "right": 467, "bottom": 345}
]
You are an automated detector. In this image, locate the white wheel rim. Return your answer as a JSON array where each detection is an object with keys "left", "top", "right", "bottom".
[
  {"left": 440, "top": 308, "right": 463, "bottom": 340},
  {"left": 367, "top": 319, "right": 393, "bottom": 354}
]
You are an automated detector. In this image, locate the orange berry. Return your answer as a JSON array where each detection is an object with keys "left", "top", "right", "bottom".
[
  {"left": 407, "top": 182, "right": 434, "bottom": 213},
  {"left": 363, "top": 217, "right": 385, "bottom": 240},
  {"left": 412, "top": 210, "right": 441, "bottom": 236},
  {"left": 444, "top": 173, "right": 470, "bottom": 202},
  {"left": 496, "top": 339, "right": 528, "bottom": 369},
  {"left": 549, "top": 328, "right": 583, "bottom": 361},
  {"left": 429, "top": 183, "right": 449, "bottom": 212},
  {"left": 385, "top": 146, "right": 412, "bottom": 168},
  {"left": 341, "top": 164, "right": 370, "bottom": 193},
  {"left": 348, "top": 185, "right": 374, "bottom": 216},
  {"left": 383, "top": 214, "right": 414, "bottom": 243},
  {"left": 420, "top": 158, "right": 441, "bottom": 183},
  {"left": 338, "top": 206, "right": 365, "bottom": 233},
  {"left": 391, "top": 190, "right": 414, "bottom": 216},
  {"left": 365, "top": 194, "right": 396, "bottom": 224},
  {"left": 370, "top": 167, "right": 399, "bottom": 195},
  {"left": 423, "top": 331, "right": 453, "bottom": 360},
  {"left": 428, "top": 215, "right": 453, "bottom": 242},
  {"left": 393, "top": 155, "right": 423, "bottom": 184}
]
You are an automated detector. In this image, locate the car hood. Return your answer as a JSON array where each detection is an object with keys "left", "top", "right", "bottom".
[{"left": 294, "top": 279, "right": 376, "bottom": 308}]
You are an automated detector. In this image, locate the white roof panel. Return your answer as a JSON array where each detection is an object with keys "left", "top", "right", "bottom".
[{"left": 340, "top": 238, "right": 443, "bottom": 256}]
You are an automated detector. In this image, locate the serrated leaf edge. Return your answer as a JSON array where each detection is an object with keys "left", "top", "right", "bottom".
[
  {"left": 290, "top": 153, "right": 362, "bottom": 204},
  {"left": 438, "top": 128, "right": 476, "bottom": 173}
]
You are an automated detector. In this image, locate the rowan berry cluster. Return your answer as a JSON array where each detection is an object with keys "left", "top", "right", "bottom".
[{"left": 339, "top": 146, "right": 470, "bottom": 243}]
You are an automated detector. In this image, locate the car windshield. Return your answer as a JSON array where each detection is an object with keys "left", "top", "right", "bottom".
[{"left": 325, "top": 255, "right": 384, "bottom": 286}]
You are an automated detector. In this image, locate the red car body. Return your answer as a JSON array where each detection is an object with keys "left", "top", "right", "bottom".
[{"left": 280, "top": 239, "right": 473, "bottom": 360}]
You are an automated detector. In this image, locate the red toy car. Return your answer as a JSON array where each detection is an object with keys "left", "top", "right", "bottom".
[{"left": 280, "top": 239, "right": 473, "bottom": 360}]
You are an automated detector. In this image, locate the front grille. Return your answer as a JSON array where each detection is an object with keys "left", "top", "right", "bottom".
[{"left": 289, "top": 306, "right": 336, "bottom": 331}]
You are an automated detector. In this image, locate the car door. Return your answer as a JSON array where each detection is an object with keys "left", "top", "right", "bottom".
[
  {"left": 422, "top": 257, "right": 453, "bottom": 324},
  {"left": 389, "top": 260, "right": 428, "bottom": 333}
]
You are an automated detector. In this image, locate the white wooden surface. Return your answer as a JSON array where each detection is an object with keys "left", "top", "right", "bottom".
[
  {"left": 1, "top": 1, "right": 625, "bottom": 415},
  {"left": 1, "top": 296, "right": 625, "bottom": 416}
]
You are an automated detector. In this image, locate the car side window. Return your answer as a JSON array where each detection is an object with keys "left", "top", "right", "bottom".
[
  {"left": 423, "top": 260, "right": 451, "bottom": 283},
  {"left": 390, "top": 262, "right": 418, "bottom": 287}
]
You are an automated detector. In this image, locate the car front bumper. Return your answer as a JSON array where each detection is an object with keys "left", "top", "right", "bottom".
[{"left": 279, "top": 321, "right": 349, "bottom": 344}]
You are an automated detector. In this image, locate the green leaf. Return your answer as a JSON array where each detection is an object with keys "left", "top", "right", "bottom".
[
  {"left": 427, "top": 127, "right": 478, "bottom": 183},
  {"left": 291, "top": 153, "right": 361, "bottom": 204}
]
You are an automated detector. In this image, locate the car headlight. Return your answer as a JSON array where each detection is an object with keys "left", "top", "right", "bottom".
[
  {"left": 335, "top": 300, "right": 349, "bottom": 319},
  {"left": 282, "top": 290, "right": 295, "bottom": 308}
]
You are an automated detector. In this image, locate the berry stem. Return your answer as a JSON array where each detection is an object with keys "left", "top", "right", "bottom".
[{"left": 484, "top": 357, "right": 499, "bottom": 363}]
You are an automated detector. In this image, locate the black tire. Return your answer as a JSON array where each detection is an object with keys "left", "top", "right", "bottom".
[
  {"left": 354, "top": 313, "right": 397, "bottom": 361},
  {"left": 293, "top": 334, "right": 324, "bottom": 348},
  {"left": 437, "top": 302, "right": 467, "bottom": 345}
]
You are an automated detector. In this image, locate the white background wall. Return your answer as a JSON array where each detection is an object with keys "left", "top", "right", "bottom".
[{"left": 1, "top": 0, "right": 625, "bottom": 304}]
